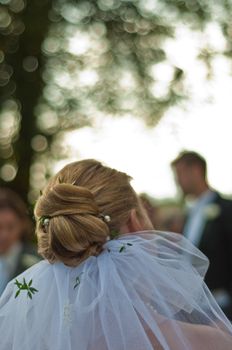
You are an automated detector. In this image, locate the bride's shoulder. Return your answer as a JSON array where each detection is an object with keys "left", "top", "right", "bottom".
[{"left": 0, "top": 260, "right": 52, "bottom": 305}]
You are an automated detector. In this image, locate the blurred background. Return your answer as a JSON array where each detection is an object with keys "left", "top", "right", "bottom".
[
  {"left": 2, "top": 1, "right": 232, "bottom": 317},
  {"left": 1, "top": 0, "right": 232, "bottom": 222}
]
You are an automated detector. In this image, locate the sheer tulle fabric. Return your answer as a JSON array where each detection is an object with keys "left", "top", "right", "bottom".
[{"left": 0, "top": 231, "right": 232, "bottom": 349}]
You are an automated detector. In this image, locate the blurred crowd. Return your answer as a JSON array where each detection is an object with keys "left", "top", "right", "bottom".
[{"left": 0, "top": 151, "right": 232, "bottom": 319}]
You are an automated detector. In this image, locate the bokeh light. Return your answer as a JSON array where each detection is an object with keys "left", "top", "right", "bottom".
[{"left": 1, "top": 0, "right": 232, "bottom": 203}]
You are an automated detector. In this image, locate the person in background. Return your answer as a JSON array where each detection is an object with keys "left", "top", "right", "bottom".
[
  {"left": 139, "top": 193, "right": 160, "bottom": 229},
  {"left": 0, "top": 187, "right": 40, "bottom": 296},
  {"left": 171, "top": 151, "right": 232, "bottom": 319}
]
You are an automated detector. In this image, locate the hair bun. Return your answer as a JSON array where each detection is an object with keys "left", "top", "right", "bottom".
[
  {"left": 35, "top": 159, "right": 137, "bottom": 267},
  {"left": 37, "top": 183, "right": 99, "bottom": 218},
  {"left": 35, "top": 182, "right": 110, "bottom": 267}
]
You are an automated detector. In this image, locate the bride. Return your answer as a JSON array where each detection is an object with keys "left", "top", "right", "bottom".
[{"left": 0, "top": 159, "right": 232, "bottom": 349}]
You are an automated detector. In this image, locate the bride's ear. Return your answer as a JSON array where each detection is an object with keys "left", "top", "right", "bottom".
[{"left": 127, "top": 208, "right": 144, "bottom": 233}]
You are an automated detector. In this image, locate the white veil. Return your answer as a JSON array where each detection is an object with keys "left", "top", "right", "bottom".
[{"left": 0, "top": 230, "right": 232, "bottom": 349}]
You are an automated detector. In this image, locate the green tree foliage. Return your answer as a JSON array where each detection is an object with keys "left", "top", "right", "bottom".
[
  {"left": 0, "top": 0, "right": 52, "bottom": 201},
  {"left": 0, "top": 0, "right": 232, "bottom": 202}
]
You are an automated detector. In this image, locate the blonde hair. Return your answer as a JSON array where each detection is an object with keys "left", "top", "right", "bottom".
[{"left": 35, "top": 159, "right": 141, "bottom": 266}]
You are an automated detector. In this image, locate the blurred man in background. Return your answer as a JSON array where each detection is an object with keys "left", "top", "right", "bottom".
[
  {"left": 172, "top": 151, "right": 232, "bottom": 319},
  {"left": 0, "top": 188, "right": 40, "bottom": 296}
]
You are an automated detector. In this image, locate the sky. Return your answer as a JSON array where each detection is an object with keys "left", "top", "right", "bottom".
[{"left": 56, "top": 24, "right": 232, "bottom": 200}]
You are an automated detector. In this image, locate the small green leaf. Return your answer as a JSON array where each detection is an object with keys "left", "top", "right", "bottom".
[
  {"left": 119, "top": 245, "right": 125, "bottom": 253},
  {"left": 14, "top": 279, "right": 21, "bottom": 288},
  {"left": 15, "top": 290, "right": 20, "bottom": 298},
  {"left": 119, "top": 242, "right": 133, "bottom": 252},
  {"left": 74, "top": 272, "right": 83, "bottom": 289},
  {"left": 28, "top": 279, "right": 32, "bottom": 287}
]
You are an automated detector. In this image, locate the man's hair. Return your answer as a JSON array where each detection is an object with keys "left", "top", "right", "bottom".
[{"left": 171, "top": 151, "right": 207, "bottom": 177}]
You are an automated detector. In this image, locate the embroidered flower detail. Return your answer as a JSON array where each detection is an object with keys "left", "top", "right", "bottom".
[
  {"left": 14, "top": 278, "right": 38, "bottom": 299},
  {"left": 63, "top": 302, "right": 72, "bottom": 326},
  {"left": 119, "top": 243, "right": 133, "bottom": 253},
  {"left": 146, "top": 301, "right": 157, "bottom": 313},
  {"left": 74, "top": 272, "right": 83, "bottom": 289}
]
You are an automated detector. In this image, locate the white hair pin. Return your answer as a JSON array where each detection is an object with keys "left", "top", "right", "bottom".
[
  {"left": 40, "top": 216, "right": 50, "bottom": 232},
  {"left": 99, "top": 214, "right": 111, "bottom": 223}
]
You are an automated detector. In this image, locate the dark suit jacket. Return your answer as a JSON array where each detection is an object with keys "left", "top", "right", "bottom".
[{"left": 197, "top": 193, "right": 232, "bottom": 319}]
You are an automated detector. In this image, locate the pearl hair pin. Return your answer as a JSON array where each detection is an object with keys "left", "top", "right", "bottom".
[
  {"left": 104, "top": 215, "right": 111, "bottom": 223},
  {"left": 43, "top": 218, "right": 50, "bottom": 226},
  {"left": 39, "top": 216, "right": 50, "bottom": 233},
  {"left": 40, "top": 213, "right": 111, "bottom": 234},
  {"left": 99, "top": 214, "right": 111, "bottom": 223}
]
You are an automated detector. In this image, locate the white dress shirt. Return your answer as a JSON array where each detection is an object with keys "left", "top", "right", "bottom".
[
  {"left": 183, "top": 190, "right": 217, "bottom": 247},
  {"left": 184, "top": 190, "right": 232, "bottom": 311}
]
